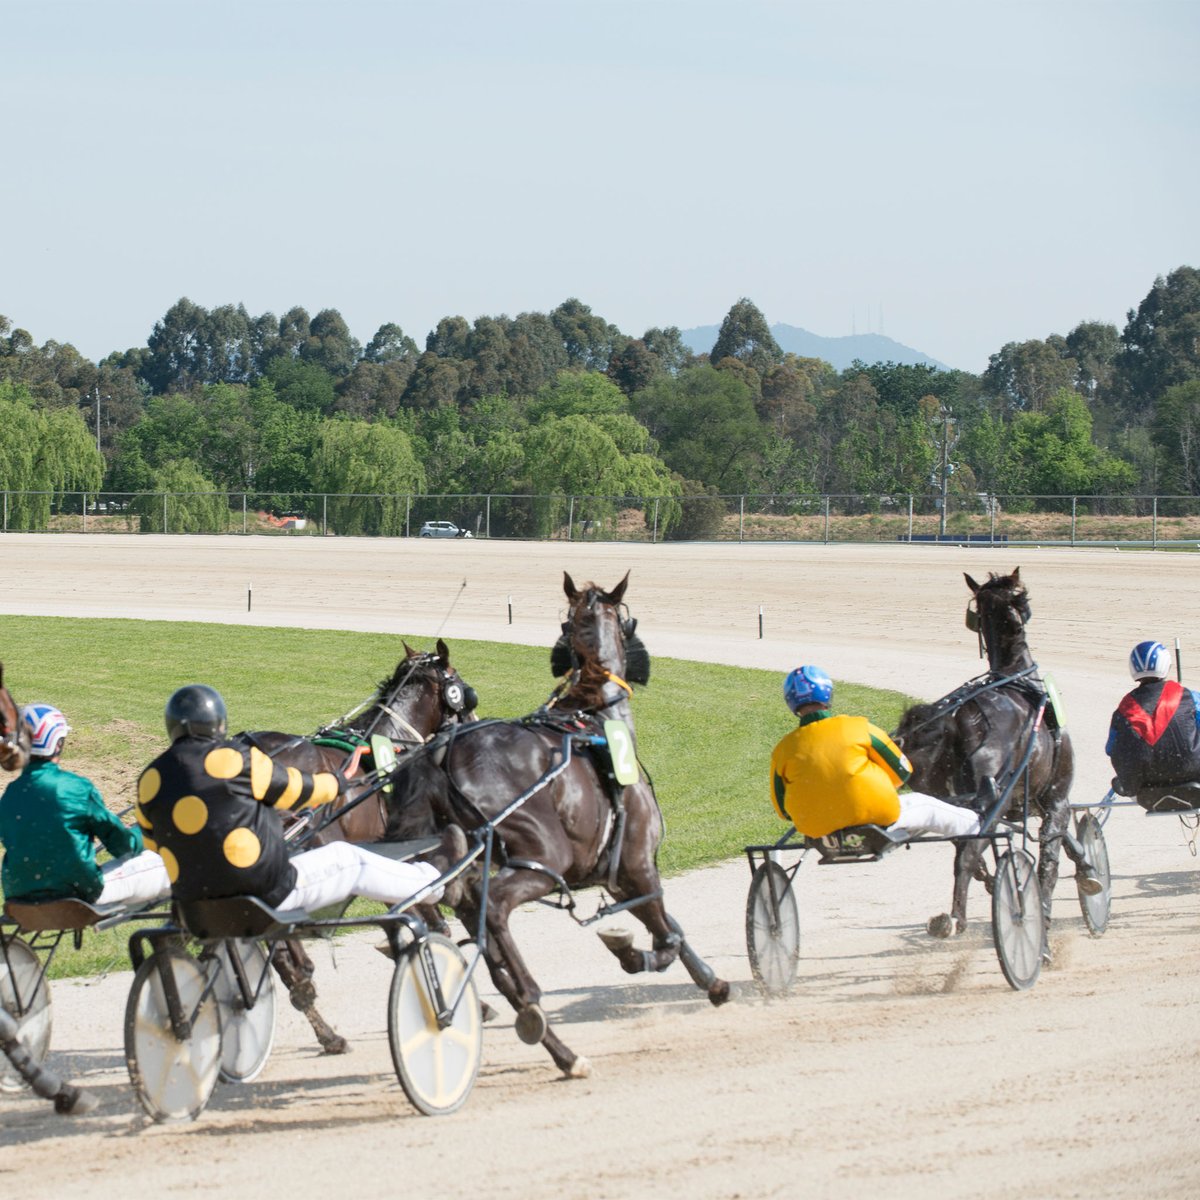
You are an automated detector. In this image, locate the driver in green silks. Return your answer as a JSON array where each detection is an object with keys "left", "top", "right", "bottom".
[{"left": 770, "top": 666, "right": 985, "bottom": 840}]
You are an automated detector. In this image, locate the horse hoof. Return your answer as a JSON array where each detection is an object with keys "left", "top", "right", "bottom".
[
  {"left": 321, "top": 1036, "right": 350, "bottom": 1056},
  {"left": 708, "top": 979, "right": 731, "bottom": 1007},
  {"left": 927, "top": 913, "right": 955, "bottom": 939},
  {"left": 598, "top": 928, "right": 634, "bottom": 953},
  {"left": 515, "top": 1004, "right": 548, "bottom": 1045},
  {"left": 481, "top": 1002, "right": 498, "bottom": 1024},
  {"left": 564, "top": 1055, "right": 592, "bottom": 1079}
]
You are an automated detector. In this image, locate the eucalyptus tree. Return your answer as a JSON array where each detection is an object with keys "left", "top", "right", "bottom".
[{"left": 710, "top": 298, "right": 783, "bottom": 377}]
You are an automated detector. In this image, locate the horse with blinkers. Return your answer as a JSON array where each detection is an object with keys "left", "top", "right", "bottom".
[{"left": 893, "top": 568, "right": 1091, "bottom": 952}]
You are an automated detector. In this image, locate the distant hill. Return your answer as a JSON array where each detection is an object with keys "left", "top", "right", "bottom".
[{"left": 680, "top": 322, "right": 950, "bottom": 372}]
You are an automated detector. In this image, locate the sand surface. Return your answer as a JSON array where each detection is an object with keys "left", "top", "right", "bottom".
[{"left": 1, "top": 534, "right": 1197, "bottom": 1198}]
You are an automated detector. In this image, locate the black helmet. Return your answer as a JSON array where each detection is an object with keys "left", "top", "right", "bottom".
[{"left": 165, "top": 685, "right": 228, "bottom": 743}]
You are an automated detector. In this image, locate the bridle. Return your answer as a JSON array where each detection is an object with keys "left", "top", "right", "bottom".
[
  {"left": 551, "top": 590, "right": 642, "bottom": 704},
  {"left": 322, "top": 652, "right": 477, "bottom": 753}
]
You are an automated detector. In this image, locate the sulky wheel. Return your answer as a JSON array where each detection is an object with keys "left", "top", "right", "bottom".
[
  {"left": 745, "top": 860, "right": 800, "bottom": 997},
  {"left": 124, "top": 944, "right": 222, "bottom": 1122},
  {"left": 0, "top": 938, "right": 52, "bottom": 1093},
  {"left": 387, "top": 933, "right": 482, "bottom": 1116},
  {"left": 1075, "top": 813, "right": 1111, "bottom": 936},
  {"left": 211, "top": 939, "right": 277, "bottom": 1084},
  {"left": 992, "top": 848, "right": 1044, "bottom": 991}
]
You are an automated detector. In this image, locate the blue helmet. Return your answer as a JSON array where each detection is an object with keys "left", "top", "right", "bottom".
[
  {"left": 21, "top": 703, "right": 71, "bottom": 758},
  {"left": 784, "top": 666, "right": 833, "bottom": 713},
  {"left": 1129, "top": 640, "right": 1169, "bottom": 682}
]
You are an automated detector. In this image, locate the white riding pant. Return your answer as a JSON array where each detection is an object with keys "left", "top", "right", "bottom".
[
  {"left": 280, "top": 841, "right": 443, "bottom": 912},
  {"left": 98, "top": 850, "right": 172, "bottom": 907},
  {"left": 889, "top": 792, "right": 981, "bottom": 839}
]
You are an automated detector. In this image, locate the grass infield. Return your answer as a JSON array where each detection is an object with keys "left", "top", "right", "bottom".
[{"left": 0, "top": 615, "right": 914, "bottom": 978}]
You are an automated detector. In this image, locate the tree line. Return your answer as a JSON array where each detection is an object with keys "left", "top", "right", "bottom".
[{"left": 1, "top": 267, "right": 1198, "bottom": 537}]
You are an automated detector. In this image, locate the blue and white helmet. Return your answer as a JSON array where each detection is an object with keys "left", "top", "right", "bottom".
[
  {"left": 21, "top": 703, "right": 71, "bottom": 758},
  {"left": 1129, "top": 640, "right": 1169, "bottom": 682},
  {"left": 784, "top": 665, "right": 834, "bottom": 713}
]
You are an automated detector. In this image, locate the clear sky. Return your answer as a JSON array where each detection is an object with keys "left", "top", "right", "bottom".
[{"left": 3, "top": 0, "right": 1197, "bottom": 374}]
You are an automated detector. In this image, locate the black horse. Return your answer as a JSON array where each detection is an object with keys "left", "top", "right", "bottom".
[
  {"left": 402, "top": 571, "right": 730, "bottom": 1079},
  {"left": 893, "top": 568, "right": 1092, "bottom": 948},
  {"left": 239, "top": 642, "right": 478, "bottom": 1053}
]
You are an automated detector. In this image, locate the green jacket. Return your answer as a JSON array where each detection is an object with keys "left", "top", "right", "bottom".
[{"left": 0, "top": 759, "right": 143, "bottom": 903}]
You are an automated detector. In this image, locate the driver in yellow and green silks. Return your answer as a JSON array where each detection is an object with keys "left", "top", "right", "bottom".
[{"left": 770, "top": 666, "right": 984, "bottom": 840}]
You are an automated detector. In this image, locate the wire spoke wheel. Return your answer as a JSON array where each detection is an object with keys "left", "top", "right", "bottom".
[
  {"left": 388, "top": 934, "right": 482, "bottom": 1116},
  {"left": 124, "top": 945, "right": 222, "bottom": 1122},
  {"left": 992, "top": 849, "right": 1044, "bottom": 991},
  {"left": 211, "top": 939, "right": 277, "bottom": 1084},
  {"left": 0, "top": 938, "right": 52, "bottom": 1093},
  {"left": 746, "top": 861, "right": 800, "bottom": 997},
  {"left": 1075, "top": 814, "right": 1111, "bottom": 936}
]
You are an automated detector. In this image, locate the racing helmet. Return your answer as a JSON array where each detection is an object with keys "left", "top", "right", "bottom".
[
  {"left": 784, "top": 666, "right": 834, "bottom": 713},
  {"left": 21, "top": 703, "right": 71, "bottom": 758},
  {"left": 1129, "top": 640, "right": 1170, "bottom": 682},
  {"left": 164, "top": 684, "right": 228, "bottom": 743}
]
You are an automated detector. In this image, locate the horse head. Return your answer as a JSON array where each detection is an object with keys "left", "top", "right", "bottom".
[
  {"left": 0, "top": 663, "right": 32, "bottom": 773},
  {"left": 366, "top": 641, "right": 478, "bottom": 747},
  {"left": 555, "top": 572, "right": 651, "bottom": 710},
  {"left": 964, "top": 567, "right": 1034, "bottom": 674}
]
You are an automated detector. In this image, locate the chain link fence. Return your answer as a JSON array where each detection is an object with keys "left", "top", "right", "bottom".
[{"left": 3, "top": 490, "right": 1200, "bottom": 547}]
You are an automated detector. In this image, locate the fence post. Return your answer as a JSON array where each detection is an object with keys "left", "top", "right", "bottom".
[
  {"left": 990, "top": 496, "right": 996, "bottom": 545},
  {"left": 486, "top": 494, "right": 491, "bottom": 540},
  {"left": 323, "top": 494, "right": 328, "bottom": 537},
  {"left": 568, "top": 496, "right": 575, "bottom": 541},
  {"left": 162, "top": 493, "right": 167, "bottom": 533},
  {"left": 242, "top": 493, "right": 247, "bottom": 535},
  {"left": 907, "top": 495, "right": 913, "bottom": 542},
  {"left": 652, "top": 498, "right": 659, "bottom": 543},
  {"left": 739, "top": 495, "right": 745, "bottom": 543},
  {"left": 1071, "top": 496, "right": 1077, "bottom": 546},
  {"left": 823, "top": 496, "right": 830, "bottom": 544},
  {"left": 3, "top": 491, "right": 6, "bottom": 531},
  {"left": 1153, "top": 496, "right": 1158, "bottom": 549}
]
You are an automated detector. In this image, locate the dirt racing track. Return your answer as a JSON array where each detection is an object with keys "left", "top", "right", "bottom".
[{"left": 1, "top": 535, "right": 1197, "bottom": 1199}]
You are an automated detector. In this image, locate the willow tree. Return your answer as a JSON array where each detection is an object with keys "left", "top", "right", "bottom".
[
  {"left": 309, "top": 418, "right": 425, "bottom": 535},
  {"left": 0, "top": 381, "right": 103, "bottom": 529}
]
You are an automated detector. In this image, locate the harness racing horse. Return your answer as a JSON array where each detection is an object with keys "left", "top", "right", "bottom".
[
  {"left": 893, "top": 568, "right": 1088, "bottom": 951},
  {"left": 415, "top": 571, "right": 731, "bottom": 1079},
  {"left": 0, "top": 664, "right": 32, "bottom": 774},
  {"left": 239, "top": 642, "right": 478, "bottom": 1053}
]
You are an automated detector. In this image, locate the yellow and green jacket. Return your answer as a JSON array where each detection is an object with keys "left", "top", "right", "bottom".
[
  {"left": 136, "top": 736, "right": 342, "bottom": 907},
  {"left": 770, "top": 712, "right": 908, "bottom": 837}
]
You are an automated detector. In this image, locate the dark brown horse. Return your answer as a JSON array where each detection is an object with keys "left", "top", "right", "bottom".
[
  {"left": 893, "top": 568, "right": 1089, "bottom": 949},
  {"left": 409, "top": 572, "right": 730, "bottom": 1078},
  {"left": 240, "top": 641, "right": 478, "bottom": 1053},
  {"left": 0, "top": 664, "right": 32, "bottom": 774}
]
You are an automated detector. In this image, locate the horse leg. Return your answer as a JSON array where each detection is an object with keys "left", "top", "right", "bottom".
[
  {"left": 929, "top": 839, "right": 985, "bottom": 937},
  {"left": 474, "top": 868, "right": 591, "bottom": 1079},
  {"left": 270, "top": 940, "right": 349, "bottom": 1055},
  {"left": 1035, "top": 799, "right": 1077, "bottom": 963},
  {"left": 602, "top": 830, "right": 731, "bottom": 1006}
]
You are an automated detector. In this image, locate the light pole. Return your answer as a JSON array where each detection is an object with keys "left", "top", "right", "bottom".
[{"left": 936, "top": 407, "right": 958, "bottom": 538}]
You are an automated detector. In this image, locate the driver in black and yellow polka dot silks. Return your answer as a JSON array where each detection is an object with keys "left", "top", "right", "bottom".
[{"left": 137, "top": 721, "right": 343, "bottom": 909}]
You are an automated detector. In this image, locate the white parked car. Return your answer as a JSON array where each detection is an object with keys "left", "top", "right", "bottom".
[{"left": 418, "top": 520, "right": 472, "bottom": 538}]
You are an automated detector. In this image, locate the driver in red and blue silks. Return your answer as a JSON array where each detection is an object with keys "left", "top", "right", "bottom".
[{"left": 1106, "top": 640, "right": 1200, "bottom": 797}]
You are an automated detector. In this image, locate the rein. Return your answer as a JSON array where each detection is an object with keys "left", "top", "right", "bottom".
[{"left": 896, "top": 665, "right": 1041, "bottom": 741}]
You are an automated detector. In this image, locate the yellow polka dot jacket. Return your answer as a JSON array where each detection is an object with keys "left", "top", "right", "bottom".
[{"left": 136, "top": 736, "right": 341, "bottom": 906}]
